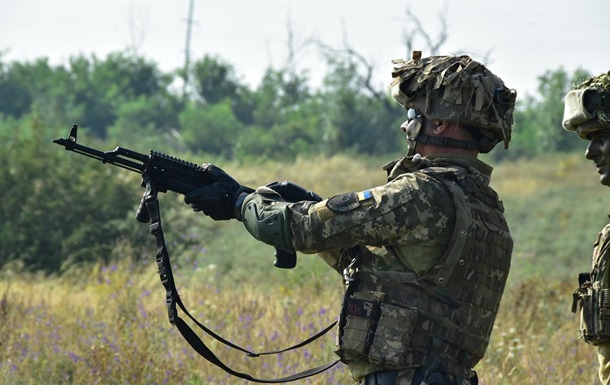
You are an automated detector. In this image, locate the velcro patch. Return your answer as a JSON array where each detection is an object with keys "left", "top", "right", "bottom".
[
  {"left": 327, "top": 192, "right": 359, "bottom": 213},
  {"left": 326, "top": 190, "right": 373, "bottom": 214}
]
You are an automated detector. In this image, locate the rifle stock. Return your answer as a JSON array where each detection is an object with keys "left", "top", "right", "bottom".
[{"left": 53, "top": 124, "right": 297, "bottom": 268}]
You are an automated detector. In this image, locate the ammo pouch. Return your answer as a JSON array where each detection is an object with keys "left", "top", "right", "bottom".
[
  {"left": 338, "top": 289, "right": 418, "bottom": 367},
  {"left": 338, "top": 271, "right": 479, "bottom": 379},
  {"left": 572, "top": 272, "right": 610, "bottom": 345}
]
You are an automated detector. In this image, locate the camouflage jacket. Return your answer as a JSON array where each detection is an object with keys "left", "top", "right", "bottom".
[
  {"left": 594, "top": 222, "right": 610, "bottom": 385},
  {"left": 289, "top": 154, "right": 494, "bottom": 275},
  {"left": 286, "top": 154, "right": 511, "bottom": 382},
  {"left": 573, "top": 218, "right": 610, "bottom": 343},
  {"left": 572, "top": 219, "right": 610, "bottom": 385}
]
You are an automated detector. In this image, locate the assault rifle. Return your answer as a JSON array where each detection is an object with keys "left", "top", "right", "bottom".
[
  {"left": 53, "top": 124, "right": 338, "bottom": 382},
  {"left": 53, "top": 124, "right": 297, "bottom": 268}
]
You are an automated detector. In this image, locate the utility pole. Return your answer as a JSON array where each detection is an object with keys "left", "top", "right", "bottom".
[{"left": 182, "top": 0, "right": 195, "bottom": 100}]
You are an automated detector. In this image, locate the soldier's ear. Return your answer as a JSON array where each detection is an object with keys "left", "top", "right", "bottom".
[{"left": 431, "top": 121, "right": 449, "bottom": 135}]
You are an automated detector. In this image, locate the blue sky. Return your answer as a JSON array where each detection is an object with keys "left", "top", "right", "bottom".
[{"left": 2, "top": 0, "right": 609, "bottom": 98}]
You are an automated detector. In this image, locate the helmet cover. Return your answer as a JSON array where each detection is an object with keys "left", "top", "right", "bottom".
[
  {"left": 563, "top": 71, "right": 610, "bottom": 140},
  {"left": 389, "top": 54, "right": 517, "bottom": 152}
]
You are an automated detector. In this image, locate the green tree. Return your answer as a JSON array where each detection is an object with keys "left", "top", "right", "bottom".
[
  {"left": 0, "top": 55, "right": 33, "bottom": 117},
  {"left": 0, "top": 57, "right": 83, "bottom": 129},
  {"left": 107, "top": 94, "right": 182, "bottom": 151},
  {"left": 319, "top": 60, "right": 404, "bottom": 155},
  {"left": 191, "top": 55, "right": 256, "bottom": 126},
  {"left": 233, "top": 68, "right": 329, "bottom": 159},
  {"left": 235, "top": 99, "right": 325, "bottom": 159},
  {"left": 179, "top": 100, "right": 244, "bottom": 158},
  {"left": 66, "top": 52, "right": 174, "bottom": 138},
  {"left": 192, "top": 55, "right": 241, "bottom": 104},
  {"left": 0, "top": 115, "right": 142, "bottom": 272},
  {"left": 0, "top": 51, "right": 176, "bottom": 139},
  {"left": 509, "top": 67, "right": 591, "bottom": 158},
  {"left": 251, "top": 68, "right": 312, "bottom": 127}
]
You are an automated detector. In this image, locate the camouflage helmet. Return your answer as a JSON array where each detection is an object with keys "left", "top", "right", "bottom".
[
  {"left": 389, "top": 53, "right": 517, "bottom": 153},
  {"left": 562, "top": 71, "right": 610, "bottom": 140}
]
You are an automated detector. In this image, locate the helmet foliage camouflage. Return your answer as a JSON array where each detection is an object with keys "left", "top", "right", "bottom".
[
  {"left": 389, "top": 53, "right": 517, "bottom": 153},
  {"left": 563, "top": 71, "right": 610, "bottom": 140}
]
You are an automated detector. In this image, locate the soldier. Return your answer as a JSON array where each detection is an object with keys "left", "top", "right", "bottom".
[
  {"left": 567, "top": 71, "right": 610, "bottom": 385},
  {"left": 185, "top": 53, "right": 517, "bottom": 385}
]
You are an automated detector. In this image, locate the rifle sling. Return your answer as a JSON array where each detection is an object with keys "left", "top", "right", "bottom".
[{"left": 141, "top": 175, "right": 339, "bottom": 382}]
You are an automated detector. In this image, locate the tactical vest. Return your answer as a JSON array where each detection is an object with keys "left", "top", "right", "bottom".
[
  {"left": 572, "top": 222, "right": 610, "bottom": 345},
  {"left": 337, "top": 166, "right": 513, "bottom": 379}
]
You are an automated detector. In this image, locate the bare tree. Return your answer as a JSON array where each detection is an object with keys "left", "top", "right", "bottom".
[
  {"left": 401, "top": 5, "right": 449, "bottom": 57},
  {"left": 310, "top": 3, "right": 499, "bottom": 109},
  {"left": 307, "top": 5, "right": 453, "bottom": 112},
  {"left": 126, "top": 5, "right": 149, "bottom": 56},
  {"left": 312, "top": 22, "right": 395, "bottom": 112},
  {"left": 401, "top": 4, "right": 495, "bottom": 65},
  {"left": 280, "top": 9, "right": 319, "bottom": 86},
  {"left": 279, "top": 4, "right": 453, "bottom": 105}
]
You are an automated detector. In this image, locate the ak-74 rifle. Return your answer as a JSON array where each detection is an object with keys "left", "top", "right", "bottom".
[
  {"left": 53, "top": 124, "right": 296, "bottom": 268},
  {"left": 52, "top": 124, "right": 338, "bottom": 383}
]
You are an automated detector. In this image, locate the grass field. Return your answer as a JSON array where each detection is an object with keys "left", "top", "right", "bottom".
[{"left": 1, "top": 151, "right": 608, "bottom": 384}]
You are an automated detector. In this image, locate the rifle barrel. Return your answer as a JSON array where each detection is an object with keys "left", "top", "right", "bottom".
[{"left": 52, "top": 137, "right": 147, "bottom": 173}]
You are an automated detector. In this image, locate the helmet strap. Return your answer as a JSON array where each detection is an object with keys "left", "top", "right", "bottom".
[
  {"left": 415, "top": 134, "right": 482, "bottom": 151},
  {"left": 403, "top": 109, "right": 487, "bottom": 154}
]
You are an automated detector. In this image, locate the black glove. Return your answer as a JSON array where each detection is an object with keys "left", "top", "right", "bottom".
[
  {"left": 184, "top": 163, "right": 253, "bottom": 220},
  {"left": 264, "top": 181, "right": 323, "bottom": 202}
]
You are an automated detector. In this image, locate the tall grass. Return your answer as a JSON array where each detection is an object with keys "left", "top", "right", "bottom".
[
  {"left": 1, "top": 151, "right": 607, "bottom": 384},
  {"left": 0, "top": 260, "right": 348, "bottom": 385}
]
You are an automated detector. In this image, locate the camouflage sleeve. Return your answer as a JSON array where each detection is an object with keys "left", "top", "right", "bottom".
[{"left": 288, "top": 172, "right": 456, "bottom": 255}]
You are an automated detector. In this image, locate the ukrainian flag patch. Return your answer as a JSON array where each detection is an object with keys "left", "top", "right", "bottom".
[{"left": 357, "top": 190, "right": 372, "bottom": 201}]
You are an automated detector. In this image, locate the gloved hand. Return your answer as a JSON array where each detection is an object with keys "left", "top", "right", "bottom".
[
  {"left": 264, "top": 181, "right": 323, "bottom": 202},
  {"left": 184, "top": 163, "right": 253, "bottom": 220}
]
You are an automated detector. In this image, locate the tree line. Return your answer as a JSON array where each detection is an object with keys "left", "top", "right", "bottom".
[
  {"left": 1, "top": 51, "right": 590, "bottom": 159},
  {"left": 0, "top": 50, "right": 591, "bottom": 272}
]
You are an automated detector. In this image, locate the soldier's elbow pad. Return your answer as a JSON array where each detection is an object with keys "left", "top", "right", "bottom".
[{"left": 241, "top": 193, "right": 295, "bottom": 252}]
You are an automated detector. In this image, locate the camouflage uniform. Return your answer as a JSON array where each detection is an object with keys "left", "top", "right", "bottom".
[
  {"left": 239, "top": 54, "right": 516, "bottom": 385},
  {"left": 566, "top": 71, "right": 610, "bottom": 385},
  {"left": 576, "top": 223, "right": 610, "bottom": 385},
  {"left": 570, "top": 214, "right": 610, "bottom": 385},
  {"left": 243, "top": 153, "right": 512, "bottom": 384}
]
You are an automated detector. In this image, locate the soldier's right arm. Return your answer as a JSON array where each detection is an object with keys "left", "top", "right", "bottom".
[{"left": 241, "top": 172, "right": 455, "bottom": 267}]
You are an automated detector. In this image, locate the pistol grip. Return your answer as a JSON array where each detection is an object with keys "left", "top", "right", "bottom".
[
  {"left": 135, "top": 196, "right": 150, "bottom": 223},
  {"left": 274, "top": 248, "right": 297, "bottom": 269}
]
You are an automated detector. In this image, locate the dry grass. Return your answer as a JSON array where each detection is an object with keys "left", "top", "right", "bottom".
[
  {"left": 1, "top": 152, "right": 607, "bottom": 384},
  {"left": 0, "top": 260, "right": 599, "bottom": 385},
  {"left": 227, "top": 154, "right": 388, "bottom": 199},
  {"left": 0, "top": 261, "right": 348, "bottom": 385},
  {"left": 489, "top": 152, "right": 599, "bottom": 199}
]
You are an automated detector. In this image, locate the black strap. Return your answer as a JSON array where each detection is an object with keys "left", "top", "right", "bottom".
[
  {"left": 141, "top": 173, "right": 340, "bottom": 382},
  {"left": 416, "top": 134, "right": 481, "bottom": 151}
]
